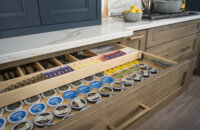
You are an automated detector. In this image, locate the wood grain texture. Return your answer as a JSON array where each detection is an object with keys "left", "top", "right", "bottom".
[
  {"left": 147, "top": 20, "right": 199, "bottom": 48},
  {"left": 135, "top": 76, "right": 200, "bottom": 130},
  {"left": 124, "top": 30, "right": 147, "bottom": 51}
]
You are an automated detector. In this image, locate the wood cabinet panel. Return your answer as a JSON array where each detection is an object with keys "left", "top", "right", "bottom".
[
  {"left": 124, "top": 30, "right": 147, "bottom": 51},
  {"left": 147, "top": 21, "right": 199, "bottom": 48},
  {"left": 0, "top": 0, "right": 41, "bottom": 31},
  {"left": 146, "top": 34, "right": 198, "bottom": 62}
]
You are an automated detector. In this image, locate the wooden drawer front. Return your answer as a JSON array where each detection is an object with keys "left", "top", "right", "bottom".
[
  {"left": 140, "top": 59, "right": 191, "bottom": 107},
  {"left": 124, "top": 30, "right": 147, "bottom": 51},
  {"left": 147, "top": 21, "right": 198, "bottom": 48},
  {"left": 147, "top": 34, "right": 197, "bottom": 62}
]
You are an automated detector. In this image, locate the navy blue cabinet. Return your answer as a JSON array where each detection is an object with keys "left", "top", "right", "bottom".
[
  {"left": 0, "top": 0, "right": 41, "bottom": 31},
  {"left": 38, "top": 0, "right": 98, "bottom": 25},
  {"left": 0, "top": 0, "right": 101, "bottom": 39}
]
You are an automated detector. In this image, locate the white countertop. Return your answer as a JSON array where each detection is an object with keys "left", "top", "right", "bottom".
[{"left": 1, "top": 13, "right": 200, "bottom": 64}]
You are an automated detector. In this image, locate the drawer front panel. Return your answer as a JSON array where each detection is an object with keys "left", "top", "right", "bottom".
[
  {"left": 147, "top": 21, "right": 198, "bottom": 48},
  {"left": 147, "top": 34, "right": 197, "bottom": 62}
]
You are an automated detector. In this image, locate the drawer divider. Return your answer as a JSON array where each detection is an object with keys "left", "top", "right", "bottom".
[
  {"left": 50, "top": 58, "right": 63, "bottom": 66},
  {"left": 16, "top": 66, "right": 25, "bottom": 76},
  {"left": 34, "top": 62, "right": 45, "bottom": 71}
]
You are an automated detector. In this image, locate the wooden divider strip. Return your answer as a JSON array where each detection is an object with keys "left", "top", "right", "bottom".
[
  {"left": 0, "top": 75, "right": 3, "bottom": 81},
  {"left": 84, "top": 50, "right": 98, "bottom": 56},
  {"left": 65, "top": 54, "right": 79, "bottom": 62},
  {"left": 34, "top": 62, "right": 45, "bottom": 71},
  {"left": 50, "top": 58, "right": 63, "bottom": 66},
  {"left": 16, "top": 66, "right": 25, "bottom": 76}
]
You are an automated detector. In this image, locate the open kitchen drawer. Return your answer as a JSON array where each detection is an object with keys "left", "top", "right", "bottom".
[{"left": 0, "top": 43, "right": 196, "bottom": 130}]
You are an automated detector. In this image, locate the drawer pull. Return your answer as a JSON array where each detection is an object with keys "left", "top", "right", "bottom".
[
  {"left": 107, "top": 103, "right": 150, "bottom": 130},
  {"left": 180, "top": 46, "right": 190, "bottom": 52},
  {"left": 128, "top": 35, "right": 144, "bottom": 41}
]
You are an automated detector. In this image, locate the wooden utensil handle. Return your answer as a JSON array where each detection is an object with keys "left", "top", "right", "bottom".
[{"left": 107, "top": 102, "right": 150, "bottom": 130}]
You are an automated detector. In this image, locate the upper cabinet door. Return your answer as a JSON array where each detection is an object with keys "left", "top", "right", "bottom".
[
  {"left": 0, "top": 0, "right": 41, "bottom": 31},
  {"left": 38, "top": 0, "right": 98, "bottom": 25}
]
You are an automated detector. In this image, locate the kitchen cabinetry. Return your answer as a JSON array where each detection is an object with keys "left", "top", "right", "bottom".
[
  {"left": 146, "top": 33, "right": 198, "bottom": 62},
  {"left": 0, "top": 0, "right": 41, "bottom": 31},
  {"left": 0, "top": 38, "right": 196, "bottom": 129},
  {"left": 146, "top": 20, "right": 198, "bottom": 48},
  {"left": 145, "top": 20, "right": 200, "bottom": 63},
  {"left": 38, "top": 0, "right": 98, "bottom": 25},
  {"left": 0, "top": 0, "right": 101, "bottom": 39}
]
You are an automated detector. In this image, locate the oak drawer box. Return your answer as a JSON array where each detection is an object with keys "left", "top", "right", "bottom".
[
  {"left": 147, "top": 20, "right": 199, "bottom": 48},
  {"left": 0, "top": 43, "right": 196, "bottom": 130}
]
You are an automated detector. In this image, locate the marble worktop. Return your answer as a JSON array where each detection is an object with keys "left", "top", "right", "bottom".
[{"left": 1, "top": 13, "right": 200, "bottom": 64}]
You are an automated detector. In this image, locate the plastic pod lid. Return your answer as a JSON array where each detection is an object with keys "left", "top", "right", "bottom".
[
  {"left": 70, "top": 80, "right": 83, "bottom": 87},
  {"left": 47, "top": 96, "right": 63, "bottom": 107},
  {"left": 56, "top": 85, "right": 71, "bottom": 93},
  {"left": 29, "top": 103, "right": 46, "bottom": 115},
  {"left": 111, "top": 82, "right": 124, "bottom": 90},
  {"left": 101, "top": 77, "right": 114, "bottom": 84},
  {"left": 42, "top": 90, "right": 57, "bottom": 99},
  {"left": 11, "top": 120, "right": 33, "bottom": 130},
  {"left": 0, "top": 107, "right": 4, "bottom": 116},
  {"left": 147, "top": 67, "right": 159, "bottom": 74},
  {"left": 131, "top": 73, "right": 143, "bottom": 81},
  {"left": 8, "top": 110, "right": 27, "bottom": 124},
  {"left": 24, "top": 95, "right": 41, "bottom": 105},
  {"left": 90, "top": 81, "right": 104, "bottom": 89},
  {"left": 70, "top": 98, "right": 87, "bottom": 110},
  {"left": 139, "top": 70, "right": 151, "bottom": 77},
  {"left": 63, "top": 90, "right": 78, "bottom": 100},
  {"left": 121, "top": 77, "right": 134, "bottom": 86},
  {"left": 34, "top": 112, "right": 54, "bottom": 127},
  {"left": 0, "top": 118, "right": 6, "bottom": 129},
  {"left": 136, "top": 63, "right": 148, "bottom": 69},
  {"left": 94, "top": 72, "right": 105, "bottom": 78},
  {"left": 99, "top": 86, "right": 114, "bottom": 96},
  {"left": 5, "top": 101, "right": 24, "bottom": 112},
  {"left": 77, "top": 86, "right": 92, "bottom": 95},
  {"left": 83, "top": 76, "right": 95, "bottom": 83},
  {"left": 53, "top": 104, "right": 71, "bottom": 118},
  {"left": 86, "top": 92, "right": 101, "bottom": 103}
]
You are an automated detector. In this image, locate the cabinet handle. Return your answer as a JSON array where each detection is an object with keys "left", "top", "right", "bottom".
[
  {"left": 128, "top": 35, "right": 144, "bottom": 41},
  {"left": 181, "top": 46, "right": 190, "bottom": 52},
  {"left": 107, "top": 102, "right": 150, "bottom": 130}
]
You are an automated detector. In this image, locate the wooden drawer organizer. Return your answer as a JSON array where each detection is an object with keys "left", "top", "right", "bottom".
[
  {"left": 0, "top": 44, "right": 125, "bottom": 106},
  {"left": 0, "top": 43, "right": 195, "bottom": 130}
]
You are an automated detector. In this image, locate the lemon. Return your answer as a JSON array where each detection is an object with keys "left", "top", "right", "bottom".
[
  {"left": 131, "top": 5, "right": 137, "bottom": 9},
  {"left": 136, "top": 9, "right": 142, "bottom": 13},
  {"left": 129, "top": 9, "right": 136, "bottom": 13},
  {"left": 124, "top": 10, "right": 129, "bottom": 13}
]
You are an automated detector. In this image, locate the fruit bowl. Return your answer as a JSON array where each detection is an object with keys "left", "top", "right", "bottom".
[
  {"left": 122, "top": 5, "right": 143, "bottom": 22},
  {"left": 123, "top": 12, "right": 143, "bottom": 22}
]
